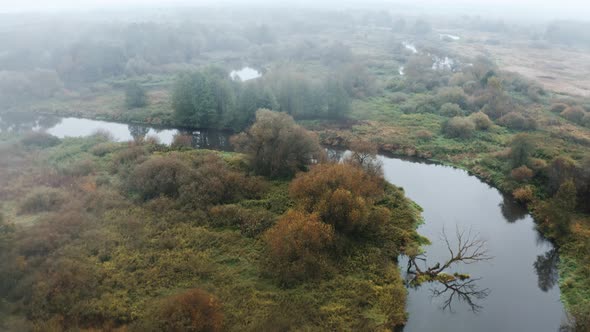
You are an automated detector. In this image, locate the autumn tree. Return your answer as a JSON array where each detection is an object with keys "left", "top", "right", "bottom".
[
  {"left": 231, "top": 109, "right": 323, "bottom": 178},
  {"left": 289, "top": 163, "right": 385, "bottom": 235},
  {"left": 144, "top": 289, "right": 223, "bottom": 332},
  {"left": 264, "top": 210, "right": 334, "bottom": 285},
  {"left": 343, "top": 140, "right": 383, "bottom": 177}
]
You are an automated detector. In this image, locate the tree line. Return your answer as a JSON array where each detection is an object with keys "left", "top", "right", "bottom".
[{"left": 171, "top": 66, "right": 356, "bottom": 130}]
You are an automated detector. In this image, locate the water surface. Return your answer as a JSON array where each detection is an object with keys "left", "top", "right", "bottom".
[
  {"left": 379, "top": 157, "right": 564, "bottom": 332},
  {"left": 230, "top": 67, "right": 261, "bottom": 81}
]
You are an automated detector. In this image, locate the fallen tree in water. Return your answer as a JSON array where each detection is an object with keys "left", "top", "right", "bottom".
[{"left": 407, "top": 226, "right": 492, "bottom": 285}]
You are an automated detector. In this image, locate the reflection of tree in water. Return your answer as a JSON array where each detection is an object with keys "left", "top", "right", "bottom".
[
  {"left": 0, "top": 113, "right": 35, "bottom": 132},
  {"left": 499, "top": 195, "right": 528, "bottom": 223},
  {"left": 534, "top": 249, "right": 560, "bottom": 292},
  {"left": 326, "top": 149, "right": 345, "bottom": 162},
  {"left": 188, "top": 129, "right": 232, "bottom": 150},
  {"left": 430, "top": 278, "right": 491, "bottom": 314},
  {"left": 36, "top": 115, "right": 61, "bottom": 130},
  {"left": 406, "top": 226, "right": 492, "bottom": 314},
  {"left": 128, "top": 124, "right": 150, "bottom": 142}
]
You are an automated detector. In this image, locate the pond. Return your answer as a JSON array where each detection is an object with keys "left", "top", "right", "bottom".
[
  {"left": 230, "top": 67, "right": 261, "bottom": 81},
  {"left": 0, "top": 113, "right": 233, "bottom": 151},
  {"left": 1, "top": 114, "right": 566, "bottom": 331}
]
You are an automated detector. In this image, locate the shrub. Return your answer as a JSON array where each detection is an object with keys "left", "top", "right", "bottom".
[
  {"left": 179, "top": 154, "right": 267, "bottom": 207},
  {"left": 560, "top": 106, "right": 586, "bottom": 123},
  {"left": 144, "top": 289, "right": 223, "bottom": 332},
  {"left": 264, "top": 210, "right": 334, "bottom": 284},
  {"left": 509, "top": 134, "right": 534, "bottom": 167},
  {"left": 289, "top": 163, "right": 385, "bottom": 235},
  {"left": 111, "top": 146, "right": 147, "bottom": 169},
  {"left": 435, "top": 87, "right": 468, "bottom": 108},
  {"left": 90, "top": 142, "right": 118, "bottom": 156},
  {"left": 550, "top": 103, "right": 568, "bottom": 113},
  {"left": 171, "top": 134, "right": 193, "bottom": 149},
  {"left": 128, "top": 156, "right": 191, "bottom": 200},
  {"left": 18, "top": 187, "right": 66, "bottom": 214},
  {"left": 231, "top": 109, "right": 323, "bottom": 178},
  {"left": 511, "top": 165, "right": 534, "bottom": 182},
  {"left": 439, "top": 103, "right": 464, "bottom": 117},
  {"left": 125, "top": 81, "right": 147, "bottom": 109},
  {"left": 343, "top": 140, "right": 383, "bottom": 177},
  {"left": 443, "top": 117, "right": 475, "bottom": 139},
  {"left": 62, "top": 159, "right": 95, "bottom": 177},
  {"left": 513, "top": 186, "right": 535, "bottom": 203},
  {"left": 470, "top": 111, "right": 493, "bottom": 130},
  {"left": 21, "top": 132, "right": 60, "bottom": 148},
  {"left": 415, "top": 129, "right": 434, "bottom": 140},
  {"left": 389, "top": 92, "right": 408, "bottom": 103},
  {"left": 498, "top": 112, "right": 537, "bottom": 130},
  {"left": 582, "top": 113, "right": 590, "bottom": 127}
]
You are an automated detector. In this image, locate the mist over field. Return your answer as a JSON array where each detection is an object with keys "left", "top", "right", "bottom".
[{"left": 1, "top": 0, "right": 590, "bottom": 21}]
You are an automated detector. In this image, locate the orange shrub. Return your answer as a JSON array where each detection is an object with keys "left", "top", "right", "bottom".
[
  {"left": 146, "top": 289, "right": 223, "bottom": 332},
  {"left": 264, "top": 210, "right": 334, "bottom": 284},
  {"left": 289, "top": 163, "right": 384, "bottom": 214},
  {"left": 511, "top": 165, "right": 534, "bottom": 182},
  {"left": 513, "top": 186, "right": 535, "bottom": 203},
  {"left": 560, "top": 106, "right": 586, "bottom": 124}
]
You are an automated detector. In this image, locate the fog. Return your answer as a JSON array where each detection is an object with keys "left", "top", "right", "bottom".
[{"left": 1, "top": 0, "right": 589, "bottom": 22}]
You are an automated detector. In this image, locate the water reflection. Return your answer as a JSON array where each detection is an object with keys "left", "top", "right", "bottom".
[
  {"left": 499, "top": 195, "right": 529, "bottom": 223},
  {"left": 430, "top": 278, "right": 491, "bottom": 314},
  {"left": 0, "top": 113, "right": 233, "bottom": 151},
  {"left": 534, "top": 249, "right": 560, "bottom": 292}
]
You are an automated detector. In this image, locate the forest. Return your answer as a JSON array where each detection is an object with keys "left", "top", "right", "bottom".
[{"left": 0, "top": 2, "right": 589, "bottom": 331}]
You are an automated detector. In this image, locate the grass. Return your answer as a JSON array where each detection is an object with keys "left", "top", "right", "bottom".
[{"left": 0, "top": 135, "right": 422, "bottom": 331}]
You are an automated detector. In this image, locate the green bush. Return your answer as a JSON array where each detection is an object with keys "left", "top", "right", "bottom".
[
  {"left": 498, "top": 112, "right": 537, "bottom": 130},
  {"left": 125, "top": 81, "right": 148, "bottom": 109},
  {"left": 443, "top": 117, "right": 475, "bottom": 139},
  {"left": 560, "top": 106, "right": 586, "bottom": 124},
  {"left": 550, "top": 103, "right": 568, "bottom": 113},
  {"left": 128, "top": 156, "right": 191, "bottom": 200},
  {"left": 90, "top": 142, "right": 118, "bottom": 156},
  {"left": 18, "top": 187, "right": 66, "bottom": 214},
  {"left": 439, "top": 103, "right": 465, "bottom": 117},
  {"left": 62, "top": 159, "right": 95, "bottom": 177},
  {"left": 470, "top": 111, "right": 493, "bottom": 130},
  {"left": 21, "top": 132, "right": 60, "bottom": 148}
]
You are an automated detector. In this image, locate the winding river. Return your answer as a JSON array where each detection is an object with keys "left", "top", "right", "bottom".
[{"left": 0, "top": 113, "right": 565, "bottom": 331}]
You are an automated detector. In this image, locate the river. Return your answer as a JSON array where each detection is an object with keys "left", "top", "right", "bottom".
[{"left": 0, "top": 113, "right": 565, "bottom": 331}]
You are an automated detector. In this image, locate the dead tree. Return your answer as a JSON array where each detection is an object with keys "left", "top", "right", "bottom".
[{"left": 407, "top": 226, "right": 493, "bottom": 282}]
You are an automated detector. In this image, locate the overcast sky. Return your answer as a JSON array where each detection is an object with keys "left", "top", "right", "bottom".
[{"left": 0, "top": 0, "right": 589, "bottom": 21}]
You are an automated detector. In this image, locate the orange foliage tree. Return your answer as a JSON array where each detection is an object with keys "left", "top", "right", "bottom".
[
  {"left": 146, "top": 288, "right": 223, "bottom": 332},
  {"left": 263, "top": 210, "right": 334, "bottom": 284},
  {"left": 289, "top": 163, "right": 385, "bottom": 235}
]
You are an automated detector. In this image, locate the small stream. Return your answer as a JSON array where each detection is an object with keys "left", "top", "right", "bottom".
[{"left": 0, "top": 114, "right": 566, "bottom": 331}]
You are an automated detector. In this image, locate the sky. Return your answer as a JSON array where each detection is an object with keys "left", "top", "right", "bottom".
[{"left": 0, "top": 0, "right": 589, "bottom": 21}]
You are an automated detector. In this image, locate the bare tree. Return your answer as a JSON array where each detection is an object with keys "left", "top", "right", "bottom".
[{"left": 407, "top": 226, "right": 493, "bottom": 280}]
